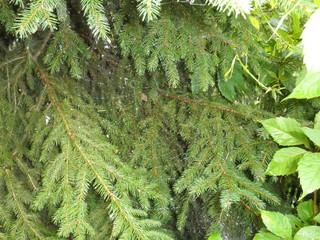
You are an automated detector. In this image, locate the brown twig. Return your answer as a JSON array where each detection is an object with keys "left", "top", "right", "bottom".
[
  {"left": 158, "top": 91, "right": 255, "bottom": 118},
  {"left": 33, "top": 31, "right": 53, "bottom": 61}
]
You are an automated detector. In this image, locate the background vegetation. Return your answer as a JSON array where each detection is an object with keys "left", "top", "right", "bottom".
[{"left": 0, "top": 0, "right": 319, "bottom": 239}]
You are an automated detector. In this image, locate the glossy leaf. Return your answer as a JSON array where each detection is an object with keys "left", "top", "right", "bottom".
[
  {"left": 208, "top": 233, "right": 222, "bottom": 240},
  {"left": 249, "top": 16, "right": 260, "bottom": 30},
  {"left": 260, "top": 210, "right": 292, "bottom": 239},
  {"left": 284, "top": 71, "right": 320, "bottom": 100},
  {"left": 297, "top": 200, "right": 314, "bottom": 222},
  {"left": 260, "top": 118, "right": 310, "bottom": 148},
  {"left": 253, "top": 232, "right": 281, "bottom": 240},
  {"left": 302, "top": 127, "right": 320, "bottom": 147},
  {"left": 286, "top": 214, "right": 303, "bottom": 229},
  {"left": 313, "top": 213, "right": 320, "bottom": 223},
  {"left": 294, "top": 226, "right": 320, "bottom": 240},
  {"left": 265, "top": 147, "right": 306, "bottom": 176},
  {"left": 218, "top": 79, "right": 237, "bottom": 102},
  {"left": 298, "top": 152, "right": 320, "bottom": 198},
  {"left": 218, "top": 65, "right": 244, "bottom": 102}
]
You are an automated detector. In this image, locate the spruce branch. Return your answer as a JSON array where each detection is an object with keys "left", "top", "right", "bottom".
[
  {"left": 3, "top": 169, "right": 47, "bottom": 240},
  {"left": 159, "top": 91, "right": 274, "bottom": 119},
  {"left": 31, "top": 61, "right": 173, "bottom": 240},
  {"left": 137, "top": 0, "right": 162, "bottom": 21},
  {"left": 80, "top": 0, "right": 110, "bottom": 40},
  {"left": 14, "top": 0, "right": 58, "bottom": 38},
  {"left": 0, "top": 1, "right": 309, "bottom": 239},
  {"left": 32, "top": 31, "right": 52, "bottom": 61}
]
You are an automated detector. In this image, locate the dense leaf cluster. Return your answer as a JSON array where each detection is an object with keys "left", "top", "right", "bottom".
[{"left": 0, "top": 0, "right": 318, "bottom": 239}]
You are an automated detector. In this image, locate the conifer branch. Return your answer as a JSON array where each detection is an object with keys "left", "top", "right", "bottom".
[
  {"left": 226, "top": 112, "right": 264, "bottom": 180},
  {"left": 31, "top": 60, "right": 172, "bottom": 240},
  {"left": 80, "top": 0, "right": 110, "bottom": 40},
  {"left": 4, "top": 169, "right": 45, "bottom": 240},
  {"left": 33, "top": 31, "right": 52, "bottom": 61},
  {"left": 15, "top": 0, "right": 58, "bottom": 37},
  {"left": 1, "top": 1, "right": 308, "bottom": 238},
  {"left": 0, "top": 56, "right": 26, "bottom": 69},
  {"left": 14, "top": 156, "right": 38, "bottom": 191},
  {"left": 137, "top": 0, "right": 162, "bottom": 21},
  {"left": 159, "top": 91, "right": 267, "bottom": 119}
]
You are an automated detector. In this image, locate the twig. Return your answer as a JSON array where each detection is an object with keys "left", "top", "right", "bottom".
[
  {"left": 33, "top": 31, "right": 53, "bottom": 61},
  {"left": 0, "top": 56, "right": 25, "bottom": 69},
  {"left": 158, "top": 91, "right": 257, "bottom": 119}
]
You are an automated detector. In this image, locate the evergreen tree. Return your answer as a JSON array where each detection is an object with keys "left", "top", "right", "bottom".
[{"left": 0, "top": 0, "right": 317, "bottom": 239}]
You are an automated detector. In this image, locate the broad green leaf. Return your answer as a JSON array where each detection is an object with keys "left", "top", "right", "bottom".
[
  {"left": 249, "top": 16, "right": 260, "bottom": 30},
  {"left": 218, "top": 78, "right": 236, "bottom": 102},
  {"left": 208, "top": 233, "right": 222, "bottom": 240},
  {"left": 218, "top": 65, "right": 244, "bottom": 102},
  {"left": 315, "top": 112, "right": 320, "bottom": 130},
  {"left": 265, "top": 147, "right": 306, "bottom": 176},
  {"left": 286, "top": 214, "right": 303, "bottom": 229},
  {"left": 294, "top": 226, "right": 320, "bottom": 240},
  {"left": 260, "top": 118, "right": 310, "bottom": 148},
  {"left": 284, "top": 71, "right": 320, "bottom": 100},
  {"left": 313, "top": 213, "right": 320, "bottom": 223},
  {"left": 297, "top": 200, "right": 314, "bottom": 222},
  {"left": 302, "top": 127, "right": 320, "bottom": 147},
  {"left": 294, "top": 66, "right": 307, "bottom": 86},
  {"left": 292, "top": 13, "right": 302, "bottom": 37},
  {"left": 298, "top": 152, "right": 320, "bottom": 198},
  {"left": 260, "top": 210, "right": 292, "bottom": 239},
  {"left": 253, "top": 232, "right": 281, "bottom": 240}
]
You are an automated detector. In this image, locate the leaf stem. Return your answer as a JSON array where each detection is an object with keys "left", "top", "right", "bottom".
[{"left": 236, "top": 54, "right": 269, "bottom": 91}]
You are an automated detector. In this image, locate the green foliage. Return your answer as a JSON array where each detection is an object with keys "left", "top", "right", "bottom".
[
  {"left": 265, "top": 147, "right": 306, "bottom": 176},
  {"left": 261, "top": 114, "right": 320, "bottom": 198},
  {"left": 80, "top": 0, "right": 110, "bottom": 40},
  {"left": 260, "top": 117, "right": 310, "bottom": 148},
  {"left": 298, "top": 152, "right": 320, "bottom": 197},
  {"left": 256, "top": 201, "right": 320, "bottom": 240},
  {"left": 218, "top": 62, "right": 245, "bottom": 102},
  {"left": 314, "top": 213, "right": 320, "bottom": 223},
  {"left": 296, "top": 200, "right": 313, "bottom": 222},
  {"left": 254, "top": 232, "right": 282, "bottom": 240},
  {"left": 260, "top": 210, "right": 292, "bottom": 239},
  {"left": 256, "top": 113, "right": 320, "bottom": 238},
  {"left": 173, "top": 104, "right": 280, "bottom": 223},
  {"left": 253, "top": 7, "right": 320, "bottom": 233},
  {"left": 285, "top": 9, "right": 320, "bottom": 100},
  {"left": 294, "top": 226, "right": 320, "bottom": 240},
  {"left": 43, "top": 28, "right": 91, "bottom": 78},
  {"left": 14, "top": 0, "right": 109, "bottom": 40},
  {"left": 0, "top": 0, "right": 318, "bottom": 239},
  {"left": 136, "top": 0, "right": 161, "bottom": 21},
  {"left": 285, "top": 71, "right": 320, "bottom": 100},
  {"left": 208, "top": 232, "right": 222, "bottom": 240},
  {"left": 301, "top": 127, "right": 320, "bottom": 147},
  {"left": 15, "top": 0, "right": 58, "bottom": 37}
]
